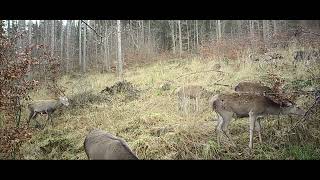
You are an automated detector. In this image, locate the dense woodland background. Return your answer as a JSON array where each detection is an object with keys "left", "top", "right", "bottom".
[{"left": 1, "top": 20, "right": 320, "bottom": 160}]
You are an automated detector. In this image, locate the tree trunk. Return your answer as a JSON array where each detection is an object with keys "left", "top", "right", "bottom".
[
  {"left": 273, "top": 20, "right": 277, "bottom": 35},
  {"left": 104, "top": 23, "right": 109, "bottom": 72},
  {"left": 186, "top": 21, "right": 190, "bottom": 52},
  {"left": 83, "top": 20, "right": 87, "bottom": 73},
  {"left": 66, "top": 20, "right": 71, "bottom": 73},
  {"left": 216, "top": 20, "right": 222, "bottom": 41},
  {"left": 196, "top": 20, "right": 199, "bottom": 48},
  {"left": 78, "top": 20, "right": 82, "bottom": 70},
  {"left": 28, "top": 20, "right": 32, "bottom": 46},
  {"left": 50, "top": 20, "right": 55, "bottom": 56},
  {"left": 60, "top": 21, "right": 63, "bottom": 60},
  {"left": 178, "top": 20, "right": 182, "bottom": 58},
  {"left": 169, "top": 21, "right": 176, "bottom": 54},
  {"left": 117, "top": 20, "right": 123, "bottom": 80},
  {"left": 262, "top": 20, "right": 269, "bottom": 42},
  {"left": 249, "top": 20, "right": 254, "bottom": 39}
]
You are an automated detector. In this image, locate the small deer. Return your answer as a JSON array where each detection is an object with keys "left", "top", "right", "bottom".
[
  {"left": 27, "top": 96, "right": 69, "bottom": 127},
  {"left": 209, "top": 93, "right": 305, "bottom": 149},
  {"left": 175, "top": 85, "right": 213, "bottom": 113},
  {"left": 84, "top": 129, "right": 138, "bottom": 160}
]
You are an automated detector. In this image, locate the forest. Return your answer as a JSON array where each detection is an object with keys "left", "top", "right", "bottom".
[{"left": 0, "top": 20, "right": 320, "bottom": 160}]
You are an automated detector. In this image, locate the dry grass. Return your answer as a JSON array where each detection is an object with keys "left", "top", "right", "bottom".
[{"left": 18, "top": 49, "right": 320, "bottom": 160}]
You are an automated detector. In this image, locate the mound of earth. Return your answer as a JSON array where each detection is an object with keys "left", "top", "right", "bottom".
[{"left": 100, "top": 80, "right": 140, "bottom": 101}]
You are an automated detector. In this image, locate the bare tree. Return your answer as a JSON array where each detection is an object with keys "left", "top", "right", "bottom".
[
  {"left": 83, "top": 20, "right": 87, "bottom": 73},
  {"left": 178, "top": 20, "right": 182, "bottom": 57},
  {"left": 216, "top": 20, "right": 222, "bottom": 41},
  {"left": 169, "top": 21, "right": 176, "bottom": 54},
  {"left": 195, "top": 20, "right": 199, "bottom": 48},
  {"left": 50, "top": 20, "right": 55, "bottom": 56},
  {"left": 117, "top": 20, "right": 123, "bottom": 80},
  {"left": 28, "top": 20, "right": 32, "bottom": 46},
  {"left": 262, "top": 20, "right": 269, "bottom": 41},
  {"left": 78, "top": 20, "right": 82, "bottom": 70},
  {"left": 66, "top": 20, "right": 71, "bottom": 73}
]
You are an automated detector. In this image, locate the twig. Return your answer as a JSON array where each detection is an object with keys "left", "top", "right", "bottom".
[
  {"left": 213, "top": 83, "right": 230, "bottom": 87},
  {"left": 80, "top": 20, "right": 114, "bottom": 43},
  {"left": 81, "top": 20, "right": 103, "bottom": 39},
  {"left": 301, "top": 29, "right": 320, "bottom": 37},
  {"left": 176, "top": 69, "right": 225, "bottom": 79}
]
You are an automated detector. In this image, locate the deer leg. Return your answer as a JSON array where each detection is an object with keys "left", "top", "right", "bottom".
[
  {"left": 221, "top": 113, "right": 235, "bottom": 147},
  {"left": 27, "top": 112, "right": 38, "bottom": 126},
  {"left": 216, "top": 114, "right": 223, "bottom": 147},
  {"left": 195, "top": 97, "right": 199, "bottom": 112},
  {"left": 249, "top": 111, "right": 257, "bottom": 149},
  {"left": 47, "top": 113, "right": 53, "bottom": 127},
  {"left": 255, "top": 118, "right": 262, "bottom": 143}
]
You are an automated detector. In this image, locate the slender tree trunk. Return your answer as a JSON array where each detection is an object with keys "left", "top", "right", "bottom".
[
  {"left": 66, "top": 20, "right": 71, "bottom": 73},
  {"left": 186, "top": 21, "right": 190, "bottom": 52},
  {"left": 262, "top": 20, "right": 269, "bottom": 42},
  {"left": 28, "top": 20, "right": 32, "bottom": 45},
  {"left": 60, "top": 21, "right": 63, "bottom": 60},
  {"left": 117, "top": 20, "right": 123, "bottom": 80},
  {"left": 249, "top": 20, "right": 254, "bottom": 39},
  {"left": 178, "top": 20, "right": 182, "bottom": 58},
  {"left": 273, "top": 20, "right": 277, "bottom": 35},
  {"left": 50, "top": 20, "right": 55, "bottom": 56},
  {"left": 104, "top": 24, "right": 109, "bottom": 71},
  {"left": 169, "top": 21, "right": 176, "bottom": 54},
  {"left": 78, "top": 20, "right": 82, "bottom": 70},
  {"left": 83, "top": 20, "right": 87, "bottom": 73},
  {"left": 148, "top": 20, "right": 151, "bottom": 54},
  {"left": 196, "top": 20, "right": 199, "bottom": 48},
  {"left": 216, "top": 20, "right": 222, "bottom": 41}
]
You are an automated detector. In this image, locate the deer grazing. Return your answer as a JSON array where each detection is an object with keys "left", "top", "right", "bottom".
[
  {"left": 27, "top": 96, "right": 69, "bottom": 127},
  {"left": 209, "top": 93, "right": 306, "bottom": 149},
  {"left": 175, "top": 85, "right": 213, "bottom": 113},
  {"left": 84, "top": 129, "right": 138, "bottom": 160}
]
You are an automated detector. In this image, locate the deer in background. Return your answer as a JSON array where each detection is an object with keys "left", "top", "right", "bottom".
[
  {"left": 175, "top": 85, "right": 214, "bottom": 114},
  {"left": 209, "top": 93, "right": 305, "bottom": 149}
]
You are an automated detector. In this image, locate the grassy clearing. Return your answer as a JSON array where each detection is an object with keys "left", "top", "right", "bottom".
[{"left": 19, "top": 50, "right": 320, "bottom": 160}]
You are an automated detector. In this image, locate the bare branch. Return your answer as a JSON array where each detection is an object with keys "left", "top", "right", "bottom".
[{"left": 176, "top": 69, "right": 225, "bottom": 79}]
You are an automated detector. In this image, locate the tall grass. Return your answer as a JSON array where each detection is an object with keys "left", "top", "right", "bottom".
[{"left": 19, "top": 49, "right": 320, "bottom": 160}]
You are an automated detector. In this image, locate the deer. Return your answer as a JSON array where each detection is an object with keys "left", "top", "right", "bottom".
[
  {"left": 234, "top": 81, "right": 290, "bottom": 129},
  {"left": 234, "top": 81, "right": 272, "bottom": 95},
  {"left": 175, "top": 85, "right": 213, "bottom": 113},
  {"left": 84, "top": 129, "right": 138, "bottom": 160},
  {"left": 209, "top": 93, "right": 306, "bottom": 149},
  {"left": 27, "top": 96, "right": 69, "bottom": 127}
]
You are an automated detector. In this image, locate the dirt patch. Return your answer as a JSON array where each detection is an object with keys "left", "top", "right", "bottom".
[{"left": 100, "top": 80, "right": 140, "bottom": 102}]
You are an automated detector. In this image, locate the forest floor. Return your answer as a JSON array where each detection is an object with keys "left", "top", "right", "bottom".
[{"left": 6, "top": 48, "right": 320, "bottom": 159}]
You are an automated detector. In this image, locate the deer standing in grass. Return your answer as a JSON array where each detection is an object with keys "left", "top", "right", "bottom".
[
  {"left": 84, "top": 129, "right": 138, "bottom": 160},
  {"left": 210, "top": 93, "right": 305, "bottom": 149},
  {"left": 176, "top": 85, "right": 213, "bottom": 113},
  {"left": 27, "top": 96, "right": 69, "bottom": 127}
]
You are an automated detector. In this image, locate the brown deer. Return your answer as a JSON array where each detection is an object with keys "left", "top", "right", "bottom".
[
  {"left": 209, "top": 93, "right": 305, "bottom": 149},
  {"left": 175, "top": 85, "right": 213, "bottom": 113}
]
